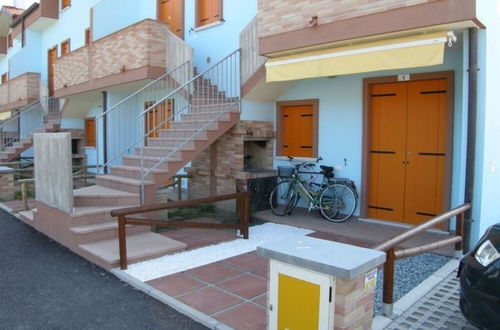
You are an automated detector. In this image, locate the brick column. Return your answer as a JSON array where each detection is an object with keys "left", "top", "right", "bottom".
[{"left": 0, "top": 167, "right": 16, "bottom": 200}]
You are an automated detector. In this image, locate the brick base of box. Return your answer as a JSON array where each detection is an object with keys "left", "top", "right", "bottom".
[{"left": 0, "top": 172, "right": 16, "bottom": 200}]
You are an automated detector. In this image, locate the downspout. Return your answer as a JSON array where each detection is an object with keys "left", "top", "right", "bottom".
[
  {"left": 463, "top": 28, "right": 478, "bottom": 253},
  {"left": 102, "top": 91, "right": 108, "bottom": 174}
]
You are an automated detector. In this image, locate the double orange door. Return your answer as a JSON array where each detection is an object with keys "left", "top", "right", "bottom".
[{"left": 368, "top": 79, "right": 449, "bottom": 225}]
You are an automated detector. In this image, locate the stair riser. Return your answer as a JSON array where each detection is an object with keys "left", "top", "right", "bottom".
[
  {"left": 122, "top": 157, "right": 172, "bottom": 169},
  {"left": 74, "top": 195, "right": 140, "bottom": 207},
  {"left": 71, "top": 211, "right": 116, "bottom": 227},
  {"left": 110, "top": 167, "right": 163, "bottom": 182},
  {"left": 159, "top": 130, "right": 208, "bottom": 139},
  {"left": 170, "top": 121, "right": 219, "bottom": 130},
  {"left": 146, "top": 139, "right": 195, "bottom": 148},
  {"left": 95, "top": 177, "right": 142, "bottom": 194},
  {"left": 73, "top": 225, "right": 149, "bottom": 245},
  {"left": 181, "top": 112, "right": 231, "bottom": 121}
]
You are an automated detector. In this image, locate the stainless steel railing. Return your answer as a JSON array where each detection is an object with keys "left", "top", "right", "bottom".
[
  {"left": 0, "top": 96, "right": 60, "bottom": 151},
  {"left": 95, "top": 61, "right": 192, "bottom": 174},
  {"left": 139, "top": 49, "right": 241, "bottom": 202}
]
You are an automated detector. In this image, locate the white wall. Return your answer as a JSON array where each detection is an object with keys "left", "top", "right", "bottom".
[{"left": 470, "top": 0, "right": 500, "bottom": 244}]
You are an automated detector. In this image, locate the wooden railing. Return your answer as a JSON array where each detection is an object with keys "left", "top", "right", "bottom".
[
  {"left": 110, "top": 191, "right": 251, "bottom": 270},
  {"left": 374, "top": 203, "right": 470, "bottom": 316}
]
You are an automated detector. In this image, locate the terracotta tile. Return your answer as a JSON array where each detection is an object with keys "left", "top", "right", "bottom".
[
  {"left": 214, "top": 303, "right": 267, "bottom": 330},
  {"left": 223, "top": 252, "right": 268, "bottom": 271},
  {"left": 217, "top": 274, "right": 267, "bottom": 299},
  {"left": 161, "top": 229, "right": 192, "bottom": 240},
  {"left": 252, "top": 294, "right": 268, "bottom": 307},
  {"left": 186, "top": 262, "right": 243, "bottom": 283},
  {"left": 177, "top": 286, "right": 242, "bottom": 315},
  {"left": 174, "top": 236, "right": 211, "bottom": 250},
  {"left": 201, "top": 231, "right": 238, "bottom": 243},
  {"left": 147, "top": 273, "right": 204, "bottom": 297},
  {"left": 250, "top": 265, "right": 269, "bottom": 279}
]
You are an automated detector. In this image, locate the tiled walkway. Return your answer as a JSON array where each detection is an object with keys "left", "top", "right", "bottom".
[{"left": 147, "top": 251, "right": 268, "bottom": 330}]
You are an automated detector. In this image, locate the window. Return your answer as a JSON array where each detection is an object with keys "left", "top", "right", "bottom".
[
  {"left": 61, "top": 0, "right": 71, "bottom": 10},
  {"left": 85, "top": 118, "right": 96, "bottom": 147},
  {"left": 7, "top": 34, "right": 12, "bottom": 48},
  {"left": 196, "top": 0, "right": 222, "bottom": 27},
  {"left": 1, "top": 73, "right": 7, "bottom": 84},
  {"left": 85, "top": 28, "right": 91, "bottom": 45},
  {"left": 61, "top": 39, "right": 70, "bottom": 56},
  {"left": 276, "top": 100, "right": 319, "bottom": 158}
]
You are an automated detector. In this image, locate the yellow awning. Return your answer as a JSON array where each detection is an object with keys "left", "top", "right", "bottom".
[
  {"left": 0, "top": 111, "right": 11, "bottom": 120},
  {"left": 266, "top": 31, "right": 448, "bottom": 82}
]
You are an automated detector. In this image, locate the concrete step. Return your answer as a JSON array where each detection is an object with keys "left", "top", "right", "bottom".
[
  {"left": 145, "top": 138, "right": 195, "bottom": 148},
  {"left": 158, "top": 128, "right": 208, "bottom": 140},
  {"left": 95, "top": 175, "right": 154, "bottom": 194},
  {"left": 134, "top": 145, "right": 196, "bottom": 158},
  {"left": 70, "top": 206, "right": 129, "bottom": 226},
  {"left": 109, "top": 164, "right": 168, "bottom": 181},
  {"left": 169, "top": 120, "right": 220, "bottom": 131},
  {"left": 71, "top": 221, "right": 149, "bottom": 244},
  {"left": 73, "top": 185, "right": 140, "bottom": 207},
  {"left": 78, "top": 232, "right": 187, "bottom": 268},
  {"left": 122, "top": 155, "right": 180, "bottom": 168},
  {"left": 180, "top": 111, "right": 231, "bottom": 122}
]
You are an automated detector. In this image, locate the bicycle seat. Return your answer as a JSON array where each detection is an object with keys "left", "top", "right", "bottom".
[{"left": 320, "top": 165, "right": 333, "bottom": 172}]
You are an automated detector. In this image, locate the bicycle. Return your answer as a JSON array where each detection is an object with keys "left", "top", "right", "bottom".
[{"left": 269, "top": 156, "right": 358, "bottom": 222}]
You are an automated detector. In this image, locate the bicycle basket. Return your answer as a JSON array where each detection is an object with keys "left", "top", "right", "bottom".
[{"left": 278, "top": 166, "right": 294, "bottom": 178}]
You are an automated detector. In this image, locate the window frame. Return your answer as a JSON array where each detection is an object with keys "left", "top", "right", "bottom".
[
  {"left": 195, "top": 0, "right": 223, "bottom": 28},
  {"left": 84, "top": 28, "right": 91, "bottom": 45},
  {"left": 61, "top": 0, "right": 71, "bottom": 11},
  {"left": 276, "top": 99, "right": 319, "bottom": 158},
  {"left": 60, "top": 39, "right": 70, "bottom": 56},
  {"left": 85, "top": 117, "right": 96, "bottom": 148},
  {"left": 7, "top": 33, "right": 12, "bottom": 49}
]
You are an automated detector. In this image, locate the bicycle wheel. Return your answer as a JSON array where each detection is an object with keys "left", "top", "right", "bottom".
[
  {"left": 270, "top": 180, "right": 298, "bottom": 216},
  {"left": 320, "top": 184, "right": 356, "bottom": 222}
]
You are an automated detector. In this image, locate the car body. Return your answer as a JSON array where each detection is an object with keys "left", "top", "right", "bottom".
[{"left": 458, "top": 223, "right": 500, "bottom": 329}]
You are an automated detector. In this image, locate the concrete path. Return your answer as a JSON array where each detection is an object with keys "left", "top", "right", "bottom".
[{"left": 0, "top": 209, "right": 207, "bottom": 330}]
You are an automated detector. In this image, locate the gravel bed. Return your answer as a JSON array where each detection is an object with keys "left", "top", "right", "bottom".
[{"left": 374, "top": 252, "right": 451, "bottom": 315}]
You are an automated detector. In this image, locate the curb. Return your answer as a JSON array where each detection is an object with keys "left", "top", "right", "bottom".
[
  {"left": 111, "top": 268, "right": 234, "bottom": 330},
  {"left": 372, "top": 258, "right": 460, "bottom": 330}
]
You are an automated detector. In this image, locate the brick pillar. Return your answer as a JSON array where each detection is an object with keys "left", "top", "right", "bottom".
[
  {"left": 334, "top": 271, "right": 377, "bottom": 329},
  {"left": 0, "top": 167, "right": 16, "bottom": 200}
]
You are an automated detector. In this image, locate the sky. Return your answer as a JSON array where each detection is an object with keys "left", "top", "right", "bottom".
[{"left": 0, "top": 0, "right": 37, "bottom": 9}]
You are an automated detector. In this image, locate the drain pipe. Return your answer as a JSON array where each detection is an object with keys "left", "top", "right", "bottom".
[
  {"left": 463, "top": 28, "right": 478, "bottom": 253},
  {"left": 102, "top": 91, "right": 108, "bottom": 174}
]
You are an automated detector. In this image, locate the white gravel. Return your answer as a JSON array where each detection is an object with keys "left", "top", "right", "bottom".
[{"left": 124, "top": 223, "right": 313, "bottom": 282}]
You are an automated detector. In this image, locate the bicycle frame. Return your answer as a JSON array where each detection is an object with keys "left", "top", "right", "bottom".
[{"left": 288, "top": 174, "right": 329, "bottom": 211}]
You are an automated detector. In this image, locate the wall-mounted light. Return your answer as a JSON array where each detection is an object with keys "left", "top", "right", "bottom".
[{"left": 308, "top": 16, "right": 318, "bottom": 27}]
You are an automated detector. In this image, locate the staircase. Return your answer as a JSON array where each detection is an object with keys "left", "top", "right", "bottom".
[
  {"left": 20, "top": 50, "right": 242, "bottom": 270},
  {"left": 0, "top": 97, "right": 61, "bottom": 162}
]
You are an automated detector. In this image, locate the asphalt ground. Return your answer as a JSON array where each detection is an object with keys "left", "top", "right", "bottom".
[{"left": 0, "top": 209, "right": 208, "bottom": 330}]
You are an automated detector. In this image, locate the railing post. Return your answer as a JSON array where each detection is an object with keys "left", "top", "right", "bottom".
[
  {"left": 240, "top": 193, "right": 250, "bottom": 239},
  {"left": 21, "top": 182, "right": 28, "bottom": 211},
  {"left": 382, "top": 248, "right": 395, "bottom": 316},
  {"left": 118, "top": 215, "right": 128, "bottom": 270},
  {"left": 177, "top": 177, "right": 182, "bottom": 201},
  {"left": 455, "top": 212, "right": 465, "bottom": 257}
]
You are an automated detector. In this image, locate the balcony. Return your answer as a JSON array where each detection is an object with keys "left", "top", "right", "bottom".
[
  {"left": 257, "top": 0, "right": 481, "bottom": 56},
  {"left": 0, "top": 73, "right": 40, "bottom": 112},
  {"left": 54, "top": 19, "right": 173, "bottom": 97},
  {"left": 11, "top": 0, "right": 58, "bottom": 39}
]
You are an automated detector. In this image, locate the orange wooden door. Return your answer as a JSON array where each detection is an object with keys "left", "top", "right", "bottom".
[
  {"left": 368, "top": 82, "right": 408, "bottom": 222},
  {"left": 145, "top": 100, "right": 173, "bottom": 138},
  {"left": 368, "top": 79, "right": 449, "bottom": 225},
  {"left": 160, "top": 0, "right": 183, "bottom": 38},
  {"left": 48, "top": 48, "right": 57, "bottom": 96},
  {"left": 403, "top": 79, "right": 448, "bottom": 225},
  {"left": 281, "top": 104, "right": 314, "bottom": 158}
]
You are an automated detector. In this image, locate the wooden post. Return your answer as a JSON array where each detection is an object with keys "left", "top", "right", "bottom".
[
  {"left": 118, "top": 215, "right": 128, "bottom": 270},
  {"left": 21, "top": 182, "right": 28, "bottom": 211},
  {"left": 177, "top": 177, "right": 182, "bottom": 201},
  {"left": 382, "top": 248, "right": 395, "bottom": 316},
  {"left": 240, "top": 193, "right": 250, "bottom": 239},
  {"left": 455, "top": 212, "right": 464, "bottom": 253}
]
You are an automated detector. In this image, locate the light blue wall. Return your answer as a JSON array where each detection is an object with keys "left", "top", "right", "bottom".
[
  {"left": 184, "top": 0, "right": 257, "bottom": 71},
  {"left": 93, "top": 0, "right": 150, "bottom": 40},
  {"left": 9, "top": 30, "right": 42, "bottom": 79},
  {"left": 274, "top": 40, "right": 466, "bottom": 217},
  {"left": 241, "top": 100, "right": 274, "bottom": 122},
  {"left": 470, "top": 1, "right": 500, "bottom": 245}
]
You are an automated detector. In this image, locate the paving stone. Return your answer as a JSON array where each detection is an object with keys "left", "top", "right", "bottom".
[{"left": 385, "top": 271, "right": 478, "bottom": 330}]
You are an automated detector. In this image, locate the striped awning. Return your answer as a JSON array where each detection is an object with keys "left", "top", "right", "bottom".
[{"left": 266, "top": 31, "right": 448, "bottom": 82}]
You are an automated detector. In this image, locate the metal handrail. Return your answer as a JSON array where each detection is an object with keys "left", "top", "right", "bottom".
[
  {"left": 0, "top": 96, "right": 60, "bottom": 151},
  {"left": 376, "top": 203, "right": 470, "bottom": 316},
  {"left": 95, "top": 61, "right": 191, "bottom": 174},
  {"left": 138, "top": 49, "right": 241, "bottom": 202}
]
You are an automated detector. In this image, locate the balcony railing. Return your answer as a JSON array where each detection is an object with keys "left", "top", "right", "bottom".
[
  {"left": 54, "top": 19, "right": 171, "bottom": 95},
  {"left": 0, "top": 73, "right": 41, "bottom": 111}
]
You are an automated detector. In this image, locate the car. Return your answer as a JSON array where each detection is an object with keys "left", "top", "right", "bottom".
[{"left": 458, "top": 223, "right": 500, "bottom": 329}]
